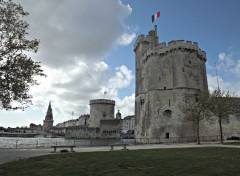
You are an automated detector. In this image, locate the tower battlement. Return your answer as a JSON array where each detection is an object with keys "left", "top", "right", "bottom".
[
  {"left": 141, "top": 40, "right": 206, "bottom": 64},
  {"left": 135, "top": 35, "right": 206, "bottom": 63},
  {"left": 89, "top": 99, "right": 115, "bottom": 105}
]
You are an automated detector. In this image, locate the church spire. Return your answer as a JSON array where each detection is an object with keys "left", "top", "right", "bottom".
[
  {"left": 43, "top": 101, "right": 54, "bottom": 132},
  {"left": 47, "top": 101, "right": 52, "bottom": 112}
]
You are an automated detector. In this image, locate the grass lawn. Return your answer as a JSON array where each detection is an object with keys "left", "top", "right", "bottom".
[
  {"left": 0, "top": 147, "right": 240, "bottom": 176},
  {"left": 224, "top": 141, "right": 240, "bottom": 145}
]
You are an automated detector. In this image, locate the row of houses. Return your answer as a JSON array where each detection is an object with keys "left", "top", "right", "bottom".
[
  {"left": 55, "top": 114, "right": 135, "bottom": 133},
  {"left": 56, "top": 114, "right": 90, "bottom": 128}
]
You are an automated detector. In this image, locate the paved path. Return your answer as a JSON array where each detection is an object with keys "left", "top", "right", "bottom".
[
  {"left": 0, "top": 143, "right": 239, "bottom": 165},
  {"left": 0, "top": 148, "right": 52, "bottom": 165}
]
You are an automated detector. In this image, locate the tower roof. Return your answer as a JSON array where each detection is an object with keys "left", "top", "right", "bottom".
[
  {"left": 48, "top": 101, "right": 52, "bottom": 111},
  {"left": 45, "top": 101, "right": 53, "bottom": 121}
]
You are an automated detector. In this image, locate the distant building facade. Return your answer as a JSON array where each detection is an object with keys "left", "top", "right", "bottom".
[
  {"left": 56, "top": 114, "right": 90, "bottom": 128},
  {"left": 29, "top": 123, "right": 42, "bottom": 131},
  {"left": 122, "top": 115, "right": 135, "bottom": 132}
]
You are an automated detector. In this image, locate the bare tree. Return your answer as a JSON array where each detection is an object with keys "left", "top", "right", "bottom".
[
  {"left": 209, "top": 88, "right": 239, "bottom": 143},
  {"left": 0, "top": 0, "right": 45, "bottom": 110},
  {"left": 181, "top": 91, "right": 211, "bottom": 144}
]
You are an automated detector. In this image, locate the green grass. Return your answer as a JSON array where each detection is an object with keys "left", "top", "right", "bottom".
[
  {"left": 0, "top": 147, "right": 240, "bottom": 176},
  {"left": 224, "top": 141, "right": 240, "bottom": 145}
]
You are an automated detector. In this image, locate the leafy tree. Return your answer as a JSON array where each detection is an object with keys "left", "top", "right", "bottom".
[
  {"left": 181, "top": 91, "right": 211, "bottom": 144},
  {"left": 0, "top": 0, "right": 45, "bottom": 110},
  {"left": 209, "top": 88, "right": 239, "bottom": 143}
]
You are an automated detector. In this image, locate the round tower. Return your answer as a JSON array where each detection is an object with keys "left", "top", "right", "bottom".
[
  {"left": 134, "top": 26, "right": 208, "bottom": 141},
  {"left": 89, "top": 99, "right": 115, "bottom": 128}
]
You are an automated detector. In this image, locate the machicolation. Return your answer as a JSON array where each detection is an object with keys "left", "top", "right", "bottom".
[{"left": 89, "top": 99, "right": 115, "bottom": 105}]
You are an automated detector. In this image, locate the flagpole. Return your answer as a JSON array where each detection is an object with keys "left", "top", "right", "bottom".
[{"left": 151, "top": 11, "right": 160, "bottom": 43}]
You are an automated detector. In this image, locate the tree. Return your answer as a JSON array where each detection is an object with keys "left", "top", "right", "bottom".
[
  {"left": 0, "top": 0, "right": 45, "bottom": 110},
  {"left": 208, "top": 88, "right": 239, "bottom": 143},
  {"left": 181, "top": 91, "right": 211, "bottom": 144}
]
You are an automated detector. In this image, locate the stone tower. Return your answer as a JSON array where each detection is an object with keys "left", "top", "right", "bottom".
[
  {"left": 43, "top": 102, "right": 54, "bottom": 132},
  {"left": 116, "top": 110, "right": 122, "bottom": 119},
  {"left": 134, "top": 26, "right": 208, "bottom": 140},
  {"left": 89, "top": 99, "right": 115, "bottom": 127}
]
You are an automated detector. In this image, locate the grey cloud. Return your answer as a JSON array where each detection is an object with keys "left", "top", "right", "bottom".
[
  {"left": 9, "top": 0, "right": 135, "bottom": 123},
  {"left": 14, "top": 0, "right": 132, "bottom": 68}
]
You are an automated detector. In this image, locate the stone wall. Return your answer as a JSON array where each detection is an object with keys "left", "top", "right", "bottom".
[
  {"left": 65, "top": 127, "right": 101, "bottom": 139},
  {"left": 100, "top": 119, "right": 121, "bottom": 138},
  {"left": 64, "top": 118, "right": 122, "bottom": 139}
]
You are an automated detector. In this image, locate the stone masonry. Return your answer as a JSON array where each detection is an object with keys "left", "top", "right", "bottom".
[
  {"left": 89, "top": 99, "right": 115, "bottom": 128},
  {"left": 134, "top": 26, "right": 240, "bottom": 141},
  {"left": 43, "top": 102, "right": 54, "bottom": 132}
]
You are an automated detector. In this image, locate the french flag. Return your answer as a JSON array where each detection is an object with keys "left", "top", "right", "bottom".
[{"left": 152, "top": 11, "right": 160, "bottom": 23}]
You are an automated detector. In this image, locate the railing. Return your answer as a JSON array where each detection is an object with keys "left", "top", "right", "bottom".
[
  {"left": 0, "top": 133, "right": 239, "bottom": 149},
  {"left": 0, "top": 138, "right": 136, "bottom": 149}
]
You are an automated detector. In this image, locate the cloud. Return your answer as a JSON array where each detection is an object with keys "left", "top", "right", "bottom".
[
  {"left": 233, "top": 60, "right": 240, "bottom": 75},
  {"left": 217, "top": 52, "right": 235, "bottom": 72},
  {"left": 207, "top": 50, "right": 240, "bottom": 96},
  {"left": 14, "top": 0, "right": 133, "bottom": 68},
  {"left": 207, "top": 74, "right": 240, "bottom": 96},
  {"left": 117, "top": 32, "right": 136, "bottom": 45},
  {"left": 108, "top": 65, "right": 134, "bottom": 89},
  {"left": 29, "top": 62, "right": 134, "bottom": 124},
  {"left": 207, "top": 49, "right": 240, "bottom": 97},
  {"left": 115, "top": 93, "right": 135, "bottom": 117},
  {"left": 4, "top": 0, "right": 136, "bottom": 125}
]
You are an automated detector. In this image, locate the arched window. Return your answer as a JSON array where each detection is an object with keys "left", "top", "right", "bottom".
[{"left": 163, "top": 110, "right": 172, "bottom": 118}]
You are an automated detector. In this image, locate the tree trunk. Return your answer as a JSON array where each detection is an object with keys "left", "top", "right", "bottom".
[
  {"left": 196, "top": 118, "right": 201, "bottom": 144},
  {"left": 219, "top": 116, "right": 223, "bottom": 143}
]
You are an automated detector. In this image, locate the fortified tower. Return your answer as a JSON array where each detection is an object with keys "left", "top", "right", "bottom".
[
  {"left": 134, "top": 26, "right": 208, "bottom": 140},
  {"left": 89, "top": 99, "right": 115, "bottom": 127},
  {"left": 43, "top": 102, "right": 54, "bottom": 132}
]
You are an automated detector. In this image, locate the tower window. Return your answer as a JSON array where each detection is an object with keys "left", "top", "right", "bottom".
[
  {"left": 163, "top": 110, "right": 172, "bottom": 118},
  {"left": 166, "top": 133, "right": 170, "bottom": 139},
  {"left": 169, "top": 99, "right": 171, "bottom": 106},
  {"left": 164, "top": 87, "right": 166, "bottom": 90},
  {"left": 140, "top": 98, "right": 144, "bottom": 105},
  {"left": 182, "top": 67, "right": 185, "bottom": 72},
  {"left": 189, "top": 61, "right": 191, "bottom": 64}
]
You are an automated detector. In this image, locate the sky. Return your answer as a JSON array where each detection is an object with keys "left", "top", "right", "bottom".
[{"left": 0, "top": 0, "right": 240, "bottom": 128}]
